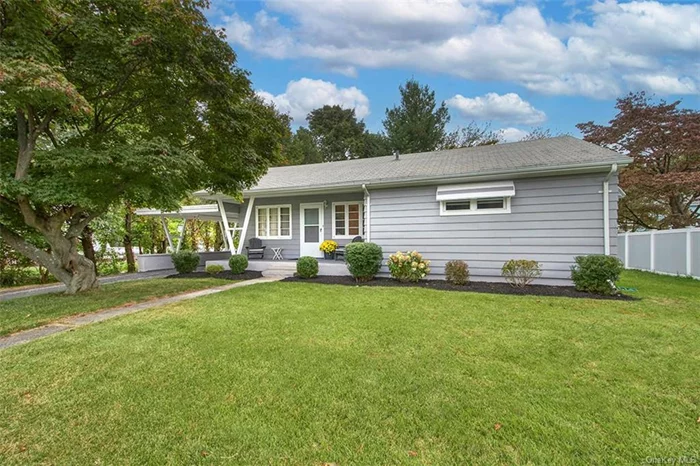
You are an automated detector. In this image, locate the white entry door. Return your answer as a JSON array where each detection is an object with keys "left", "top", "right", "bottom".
[{"left": 300, "top": 203, "right": 324, "bottom": 257}]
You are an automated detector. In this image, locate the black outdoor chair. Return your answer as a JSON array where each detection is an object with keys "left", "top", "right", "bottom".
[
  {"left": 245, "top": 237, "right": 266, "bottom": 260},
  {"left": 334, "top": 236, "right": 363, "bottom": 261}
]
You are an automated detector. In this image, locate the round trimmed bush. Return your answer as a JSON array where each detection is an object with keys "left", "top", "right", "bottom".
[
  {"left": 228, "top": 254, "right": 248, "bottom": 274},
  {"left": 445, "top": 260, "right": 469, "bottom": 285},
  {"left": 345, "top": 242, "right": 383, "bottom": 282},
  {"left": 296, "top": 256, "right": 319, "bottom": 278},
  {"left": 206, "top": 264, "right": 224, "bottom": 275},
  {"left": 501, "top": 259, "right": 541, "bottom": 287},
  {"left": 570, "top": 254, "right": 623, "bottom": 295},
  {"left": 171, "top": 250, "right": 200, "bottom": 274}
]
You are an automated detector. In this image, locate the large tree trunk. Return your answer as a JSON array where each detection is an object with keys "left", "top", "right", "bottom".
[
  {"left": 0, "top": 225, "right": 99, "bottom": 294},
  {"left": 45, "top": 228, "right": 99, "bottom": 294},
  {"left": 123, "top": 206, "right": 136, "bottom": 273}
]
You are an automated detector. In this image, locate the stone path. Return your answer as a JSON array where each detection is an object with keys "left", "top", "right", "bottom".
[
  {"left": 0, "top": 276, "right": 281, "bottom": 351},
  {"left": 0, "top": 269, "right": 178, "bottom": 302}
]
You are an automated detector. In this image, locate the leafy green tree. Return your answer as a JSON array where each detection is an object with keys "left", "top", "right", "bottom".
[
  {"left": 360, "top": 132, "right": 392, "bottom": 158},
  {"left": 280, "top": 127, "right": 323, "bottom": 165},
  {"left": 307, "top": 105, "right": 366, "bottom": 161},
  {"left": 383, "top": 79, "right": 450, "bottom": 154},
  {"left": 0, "top": 0, "right": 288, "bottom": 293}
]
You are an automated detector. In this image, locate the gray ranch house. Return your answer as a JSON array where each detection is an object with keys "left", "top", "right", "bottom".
[{"left": 137, "top": 136, "right": 630, "bottom": 285}]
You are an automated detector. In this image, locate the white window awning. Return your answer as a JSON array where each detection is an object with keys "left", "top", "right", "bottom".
[{"left": 436, "top": 181, "right": 515, "bottom": 202}]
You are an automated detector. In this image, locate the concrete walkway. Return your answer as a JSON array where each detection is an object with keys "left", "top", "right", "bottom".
[
  {"left": 0, "top": 269, "right": 177, "bottom": 302},
  {"left": 0, "top": 276, "right": 281, "bottom": 351}
]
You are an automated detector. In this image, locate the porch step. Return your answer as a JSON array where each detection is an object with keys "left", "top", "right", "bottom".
[{"left": 260, "top": 262, "right": 296, "bottom": 278}]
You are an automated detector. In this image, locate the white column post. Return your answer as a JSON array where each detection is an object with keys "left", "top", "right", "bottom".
[
  {"left": 649, "top": 230, "right": 656, "bottom": 272},
  {"left": 238, "top": 197, "right": 255, "bottom": 255},
  {"left": 175, "top": 219, "right": 187, "bottom": 252},
  {"left": 687, "top": 228, "right": 692, "bottom": 276},
  {"left": 217, "top": 199, "right": 235, "bottom": 254},
  {"left": 623, "top": 232, "right": 629, "bottom": 269},
  {"left": 161, "top": 216, "right": 173, "bottom": 251}
]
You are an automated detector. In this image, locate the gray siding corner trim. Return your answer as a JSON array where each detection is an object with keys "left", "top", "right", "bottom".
[{"left": 369, "top": 173, "right": 618, "bottom": 285}]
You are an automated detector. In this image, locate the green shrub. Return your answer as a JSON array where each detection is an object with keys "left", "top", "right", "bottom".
[
  {"left": 501, "top": 259, "right": 542, "bottom": 287},
  {"left": 171, "top": 250, "right": 200, "bottom": 274},
  {"left": 445, "top": 260, "right": 469, "bottom": 285},
  {"left": 206, "top": 264, "right": 224, "bottom": 275},
  {"left": 296, "top": 256, "right": 319, "bottom": 278},
  {"left": 570, "top": 254, "right": 623, "bottom": 295},
  {"left": 387, "top": 250, "right": 431, "bottom": 282},
  {"left": 345, "top": 242, "right": 383, "bottom": 282},
  {"left": 228, "top": 254, "right": 248, "bottom": 274}
]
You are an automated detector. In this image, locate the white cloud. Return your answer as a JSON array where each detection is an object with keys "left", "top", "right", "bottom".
[
  {"left": 447, "top": 92, "right": 546, "bottom": 125},
  {"left": 624, "top": 73, "right": 698, "bottom": 95},
  {"left": 256, "top": 78, "right": 370, "bottom": 122},
  {"left": 220, "top": 14, "right": 253, "bottom": 48},
  {"left": 220, "top": 1, "right": 700, "bottom": 98},
  {"left": 497, "top": 127, "right": 529, "bottom": 143}
]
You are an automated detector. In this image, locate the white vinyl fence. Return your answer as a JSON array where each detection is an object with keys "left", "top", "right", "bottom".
[{"left": 618, "top": 227, "right": 700, "bottom": 279}]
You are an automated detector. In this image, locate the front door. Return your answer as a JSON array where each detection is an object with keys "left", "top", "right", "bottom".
[{"left": 300, "top": 203, "right": 324, "bottom": 258}]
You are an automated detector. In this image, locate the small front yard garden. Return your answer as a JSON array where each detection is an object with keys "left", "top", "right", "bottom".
[{"left": 0, "top": 270, "right": 698, "bottom": 464}]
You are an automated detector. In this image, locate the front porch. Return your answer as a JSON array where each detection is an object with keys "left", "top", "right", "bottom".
[{"left": 206, "top": 258, "right": 350, "bottom": 277}]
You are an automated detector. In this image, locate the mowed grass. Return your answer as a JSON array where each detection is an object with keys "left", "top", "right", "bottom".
[
  {"left": 0, "top": 271, "right": 698, "bottom": 464},
  {"left": 0, "top": 278, "right": 231, "bottom": 336}
]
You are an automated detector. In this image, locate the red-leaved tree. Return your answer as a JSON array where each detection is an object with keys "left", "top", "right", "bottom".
[{"left": 577, "top": 92, "right": 700, "bottom": 230}]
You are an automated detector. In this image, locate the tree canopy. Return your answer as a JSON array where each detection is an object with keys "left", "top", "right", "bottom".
[
  {"left": 577, "top": 92, "right": 700, "bottom": 230},
  {"left": 383, "top": 79, "right": 450, "bottom": 154},
  {"left": 0, "top": 0, "right": 289, "bottom": 292},
  {"left": 307, "top": 105, "right": 366, "bottom": 161}
]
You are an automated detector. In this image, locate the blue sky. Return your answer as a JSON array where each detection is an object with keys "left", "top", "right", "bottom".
[{"left": 205, "top": 0, "right": 699, "bottom": 140}]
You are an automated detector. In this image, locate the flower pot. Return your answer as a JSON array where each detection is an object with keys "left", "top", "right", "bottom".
[{"left": 323, "top": 252, "right": 334, "bottom": 260}]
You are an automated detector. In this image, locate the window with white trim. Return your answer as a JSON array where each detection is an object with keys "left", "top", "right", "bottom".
[
  {"left": 333, "top": 202, "right": 363, "bottom": 238},
  {"left": 256, "top": 205, "right": 291, "bottom": 239},
  {"left": 437, "top": 181, "right": 514, "bottom": 216},
  {"left": 440, "top": 197, "right": 510, "bottom": 215}
]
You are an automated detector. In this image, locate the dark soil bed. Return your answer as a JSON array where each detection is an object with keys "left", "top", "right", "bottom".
[
  {"left": 282, "top": 276, "right": 636, "bottom": 301},
  {"left": 166, "top": 270, "right": 263, "bottom": 281}
]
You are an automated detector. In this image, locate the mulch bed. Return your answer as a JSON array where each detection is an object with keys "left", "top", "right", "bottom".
[
  {"left": 282, "top": 276, "right": 636, "bottom": 301},
  {"left": 165, "top": 270, "right": 263, "bottom": 281}
]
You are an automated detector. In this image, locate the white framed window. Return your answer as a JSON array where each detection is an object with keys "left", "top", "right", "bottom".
[
  {"left": 256, "top": 205, "right": 292, "bottom": 239},
  {"left": 437, "top": 181, "right": 514, "bottom": 216},
  {"left": 333, "top": 202, "right": 363, "bottom": 239},
  {"left": 440, "top": 197, "right": 511, "bottom": 216}
]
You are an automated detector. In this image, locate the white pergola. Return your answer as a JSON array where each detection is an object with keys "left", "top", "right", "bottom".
[{"left": 135, "top": 202, "right": 245, "bottom": 254}]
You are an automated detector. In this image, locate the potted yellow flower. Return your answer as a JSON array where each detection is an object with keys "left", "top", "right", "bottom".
[{"left": 319, "top": 240, "right": 338, "bottom": 260}]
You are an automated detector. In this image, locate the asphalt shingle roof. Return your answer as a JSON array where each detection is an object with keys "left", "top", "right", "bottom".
[{"left": 247, "top": 136, "right": 630, "bottom": 193}]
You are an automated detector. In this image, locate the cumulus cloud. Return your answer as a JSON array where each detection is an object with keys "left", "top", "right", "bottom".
[
  {"left": 624, "top": 73, "right": 698, "bottom": 95},
  {"left": 219, "top": 0, "right": 699, "bottom": 98},
  {"left": 447, "top": 93, "right": 546, "bottom": 125},
  {"left": 256, "top": 78, "right": 370, "bottom": 123}
]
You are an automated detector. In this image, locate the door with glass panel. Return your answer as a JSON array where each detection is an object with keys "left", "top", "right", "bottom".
[{"left": 299, "top": 203, "right": 324, "bottom": 257}]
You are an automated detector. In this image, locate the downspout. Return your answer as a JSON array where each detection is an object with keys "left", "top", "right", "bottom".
[
  {"left": 603, "top": 163, "right": 618, "bottom": 256},
  {"left": 362, "top": 184, "right": 371, "bottom": 242}
]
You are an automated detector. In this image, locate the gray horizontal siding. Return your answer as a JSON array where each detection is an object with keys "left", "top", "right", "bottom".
[
  {"left": 369, "top": 173, "right": 619, "bottom": 285},
  {"left": 240, "top": 192, "right": 364, "bottom": 260}
]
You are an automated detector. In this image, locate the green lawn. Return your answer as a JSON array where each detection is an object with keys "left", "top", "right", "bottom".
[
  {"left": 0, "top": 278, "right": 231, "bottom": 336},
  {"left": 0, "top": 271, "right": 698, "bottom": 464}
]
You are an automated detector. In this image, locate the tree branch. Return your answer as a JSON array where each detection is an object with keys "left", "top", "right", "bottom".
[
  {"left": 0, "top": 224, "right": 72, "bottom": 284},
  {"left": 624, "top": 204, "right": 654, "bottom": 231}
]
